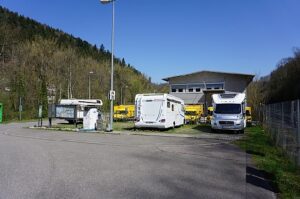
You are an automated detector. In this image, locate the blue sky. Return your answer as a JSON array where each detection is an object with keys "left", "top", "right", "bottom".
[{"left": 1, "top": 0, "right": 300, "bottom": 83}]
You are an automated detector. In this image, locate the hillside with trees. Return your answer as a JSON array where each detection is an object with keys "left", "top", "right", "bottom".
[
  {"left": 0, "top": 6, "right": 167, "bottom": 121},
  {"left": 247, "top": 49, "right": 300, "bottom": 119}
]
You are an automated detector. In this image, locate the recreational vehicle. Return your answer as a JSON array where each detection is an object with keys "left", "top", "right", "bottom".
[
  {"left": 211, "top": 93, "right": 246, "bottom": 133},
  {"left": 246, "top": 106, "right": 252, "bottom": 126},
  {"left": 59, "top": 99, "right": 103, "bottom": 123},
  {"left": 206, "top": 106, "right": 214, "bottom": 123},
  {"left": 114, "top": 105, "right": 135, "bottom": 121},
  {"left": 184, "top": 104, "right": 204, "bottom": 124},
  {"left": 134, "top": 94, "right": 185, "bottom": 129}
]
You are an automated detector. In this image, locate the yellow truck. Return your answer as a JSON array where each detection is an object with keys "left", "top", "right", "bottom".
[
  {"left": 246, "top": 106, "right": 252, "bottom": 126},
  {"left": 184, "top": 104, "right": 204, "bottom": 124},
  {"left": 114, "top": 105, "right": 135, "bottom": 121},
  {"left": 206, "top": 106, "right": 214, "bottom": 123}
]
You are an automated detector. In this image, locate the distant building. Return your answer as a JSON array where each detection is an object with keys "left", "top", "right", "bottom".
[{"left": 163, "top": 70, "right": 254, "bottom": 108}]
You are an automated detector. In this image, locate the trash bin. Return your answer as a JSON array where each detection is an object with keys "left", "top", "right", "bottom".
[{"left": 0, "top": 103, "right": 3, "bottom": 123}]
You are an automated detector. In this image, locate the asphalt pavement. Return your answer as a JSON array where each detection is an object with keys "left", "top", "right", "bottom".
[{"left": 0, "top": 121, "right": 276, "bottom": 199}]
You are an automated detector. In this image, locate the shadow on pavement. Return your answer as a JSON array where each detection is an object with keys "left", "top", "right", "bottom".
[
  {"left": 246, "top": 166, "right": 279, "bottom": 194},
  {"left": 192, "top": 125, "right": 240, "bottom": 135}
]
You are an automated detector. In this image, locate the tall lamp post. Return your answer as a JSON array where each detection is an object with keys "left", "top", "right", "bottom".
[
  {"left": 100, "top": 0, "right": 115, "bottom": 131},
  {"left": 88, "top": 71, "right": 94, "bottom": 99}
]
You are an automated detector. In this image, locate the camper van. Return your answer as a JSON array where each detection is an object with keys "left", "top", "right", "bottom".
[
  {"left": 185, "top": 104, "right": 204, "bottom": 124},
  {"left": 134, "top": 94, "right": 185, "bottom": 129},
  {"left": 59, "top": 99, "right": 103, "bottom": 123},
  {"left": 206, "top": 106, "right": 214, "bottom": 123},
  {"left": 114, "top": 105, "right": 135, "bottom": 121},
  {"left": 211, "top": 93, "right": 246, "bottom": 133},
  {"left": 246, "top": 106, "right": 252, "bottom": 126}
]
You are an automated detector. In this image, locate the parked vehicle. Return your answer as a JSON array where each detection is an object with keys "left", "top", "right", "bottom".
[
  {"left": 134, "top": 93, "right": 185, "bottom": 129},
  {"left": 59, "top": 99, "right": 102, "bottom": 123},
  {"left": 114, "top": 105, "right": 135, "bottom": 121},
  {"left": 211, "top": 93, "right": 246, "bottom": 133},
  {"left": 206, "top": 106, "right": 214, "bottom": 123},
  {"left": 185, "top": 104, "right": 204, "bottom": 124},
  {"left": 246, "top": 106, "right": 252, "bottom": 126}
]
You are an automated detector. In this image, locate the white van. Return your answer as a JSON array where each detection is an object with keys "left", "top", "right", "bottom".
[
  {"left": 135, "top": 94, "right": 185, "bottom": 129},
  {"left": 211, "top": 93, "right": 246, "bottom": 133}
]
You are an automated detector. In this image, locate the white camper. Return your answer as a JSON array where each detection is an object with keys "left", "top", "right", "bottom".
[
  {"left": 211, "top": 93, "right": 246, "bottom": 133},
  {"left": 59, "top": 99, "right": 102, "bottom": 123},
  {"left": 134, "top": 94, "right": 185, "bottom": 129}
]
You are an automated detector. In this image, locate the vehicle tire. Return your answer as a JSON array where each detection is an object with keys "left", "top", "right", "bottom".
[
  {"left": 211, "top": 128, "right": 216, "bottom": 133},
  {"left": 240, "top": 129, "right": 245, "bottom": 134}
]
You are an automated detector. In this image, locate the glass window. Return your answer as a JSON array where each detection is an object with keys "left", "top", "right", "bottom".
[
  {"left": 167, "top": 101, "right": 170, "bottom": 108},
  {"left": 171, "top": 85, "right": 186, "bottom": 93},
  {"left": 188, "top": 88, "right": 193, "bottom": 92},
  {"left": 215, "top": 104, "right": 241, "bottom": 114},
  {"left": 195, "top": 88, "right": 201, "bottom": 92},
  {"left": 172, "top": 104, "right": 174, "bottom": 111},
  {"left": 206, "top": 83, "right": 224, "bottom": 90}
]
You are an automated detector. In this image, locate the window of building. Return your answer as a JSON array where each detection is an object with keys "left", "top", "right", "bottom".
[
  {"left": 206, "top": 83, "right": 224, "bottom": 90},
  {"left": 171, "top": 85, "right": 186, "bottom": 93},
  {"left": 172, "top": 104, "right": 174, "bottom": 111},
  {"left": 167, "top": 101, "right": 170, "bottom": 108},
  {"left": 186, "top": 83, "right": 204, "bottom": 93}
]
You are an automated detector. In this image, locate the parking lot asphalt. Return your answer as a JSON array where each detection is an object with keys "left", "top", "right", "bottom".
[{"left": 0, "top": 122, "right": 275, "bottom": 199}]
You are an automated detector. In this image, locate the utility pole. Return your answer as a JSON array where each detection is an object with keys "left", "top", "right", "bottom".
[{"left": 100, "top": 0, "right": 115, "bottom": 131}]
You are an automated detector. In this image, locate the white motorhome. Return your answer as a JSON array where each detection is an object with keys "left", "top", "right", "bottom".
[
  {"left": 59, "top": 99, "right": 103, "bottom": 123},
  {"left": 211, "top": 93, "right": 246, "bottom": 133},
  {"left": 135, "top": 94, "right": 185, "bottom": 129}
]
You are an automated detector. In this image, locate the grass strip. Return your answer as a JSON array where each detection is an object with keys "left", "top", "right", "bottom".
[{"left": 235, "top": 126, "right": 300, "bottom": 198}]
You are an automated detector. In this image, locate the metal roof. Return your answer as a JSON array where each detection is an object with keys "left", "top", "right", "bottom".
[{"left": 162, "top": 70, "right": 255, "bottom": 82}]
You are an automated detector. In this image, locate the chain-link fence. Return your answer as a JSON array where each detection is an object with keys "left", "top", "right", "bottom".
[{"left": 263, "top": 100, "right": 300, "bottom": 166}]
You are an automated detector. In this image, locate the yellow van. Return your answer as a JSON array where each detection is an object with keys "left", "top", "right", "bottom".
[
  {"left": 246, "top": 106, "right": 252, "bottom": 126},
  {"left": 114, "top": 105, "right": 135, "bottom": 121},
  {"left": 185, "top": 104, "right": 204, "bottom": 124},
  {"left": 206, "top": 106, "right": 214, "bottom": 123}
]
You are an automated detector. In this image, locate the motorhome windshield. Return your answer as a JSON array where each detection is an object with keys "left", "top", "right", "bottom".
[
  {"left": 215, "top": 104, "right": 241, "bottom": 114},
  {"left": 115, "top": 110, "right": 128, "bottom": 115},
  {"left": 185, "top": 111, "right": 197, "bottom": 116}
]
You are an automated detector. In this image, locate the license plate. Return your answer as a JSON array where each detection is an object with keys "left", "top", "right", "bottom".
[{"left": 222, "top": 125, "right": 233, "bottom": 129}]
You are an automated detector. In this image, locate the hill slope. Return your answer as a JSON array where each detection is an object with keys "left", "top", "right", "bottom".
[{"left": 0, "top": 6, "right": 165, "bottom": 120}]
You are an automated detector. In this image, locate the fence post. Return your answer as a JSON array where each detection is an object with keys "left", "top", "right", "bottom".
[{"left": 297, "top": 100, "right": 300, "bottom": 166}]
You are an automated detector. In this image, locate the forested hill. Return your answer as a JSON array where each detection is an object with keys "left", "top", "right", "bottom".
[{"left": 0, "top": 6, "right": 166, "bottom": 120}]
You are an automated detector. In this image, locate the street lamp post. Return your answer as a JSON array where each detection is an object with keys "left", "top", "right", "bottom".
[
  {"left": 120, "top": 83, "right": 128, "bottom": 105},
  {"left": 100, "top": 0, "right": 115, "bottom": 131},
  {"left": 89, "top": 71, "right": 94, "bottom": 99}
]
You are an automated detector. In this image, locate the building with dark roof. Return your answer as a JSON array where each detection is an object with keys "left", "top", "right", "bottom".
[{"left": 163, "top": 70, "right": 254, "bottom": 108}]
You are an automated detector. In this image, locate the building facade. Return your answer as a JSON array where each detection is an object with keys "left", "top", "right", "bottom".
[{"left": 163, "top": 70, "right": 254, "bottom": 107}]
